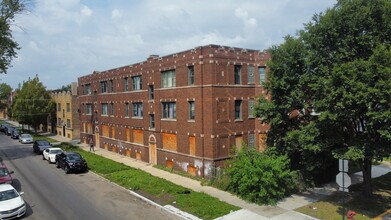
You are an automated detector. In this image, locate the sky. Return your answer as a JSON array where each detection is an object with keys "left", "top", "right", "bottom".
[{"left": 4, "top": 0, "right": 336, "bottom": 90}]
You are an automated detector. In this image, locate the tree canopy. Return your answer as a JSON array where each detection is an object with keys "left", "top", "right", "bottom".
[
  {"left": 0, "top": 83, "right": 12, "bottom": 110},
  {"left": 12, "top": 76, "right": 54, "bottom": 132},
  {"left": 0, "top": 0, "right": 26, "bottom": 74},
  {"left": 255, "top": 0, "right": 391, "bottom": 196}
]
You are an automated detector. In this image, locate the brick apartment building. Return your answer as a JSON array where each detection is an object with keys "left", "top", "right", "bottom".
[
  {"left": 49, "top": 83, "right": 80, "bottom": 140},
  {"left": 78, "top": 44, "right": 270, "bottom": 177}
]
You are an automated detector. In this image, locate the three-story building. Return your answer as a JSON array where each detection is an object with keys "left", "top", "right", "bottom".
[{"left": 78, "top": 45, "right": 270, "bottom": 177}]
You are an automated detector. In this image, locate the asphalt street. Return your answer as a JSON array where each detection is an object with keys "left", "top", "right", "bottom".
[{"left": 0, "top": 133, "right": 181, "bottom": 220}]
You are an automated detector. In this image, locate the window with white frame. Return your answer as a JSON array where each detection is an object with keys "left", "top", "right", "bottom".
[
  {"left": 85, "top": 84, "right": 91, "bottom": 95},
  {"left": 248, "top": 100, "right": 255, "bottom": 118},
  {"left": 234, "top": 100, "right": 242, "bottom": 120},
  {"left": 101, "top": 103, "right": 108, "bottom": 116},
  {"left": 258, "top": 67, "right": 266, "bottom": 84},
  {"left": 162, "top": 102, "right": 176, "bottom": 119},
  {"left": 66, "top": 119, "right": 71, "bottom": 128},
  {"left": 161, "top": 70, "right": 176, "bottom": 88},
  {"left": 110, "top": 80, "right": 114, "bottom": 92},
  {"left": 110, "top": 103, "right": 114, "bottom": 116},
  {"left": 234, "top": 65, "right": 241, "bottom": 84},
  {"left": 132, "top": 102, "right": 143, "bottom": 117},
  {"left": 188, "top": 101, "right": 195, "bottom": 120},
  {"left": 188, "top": 65, "right": 194, "bottom": 85},
  {"left": 101, "top": 81, "right": 107, "bottom": 93},
  {"left": 132, "top": 76, "right": 142, "bottom": 90},
  {"left": 86, "top": 104, "right": 92, "bottom": 115},
  {"left": 124, "top": 77, "right": 129, "bottom": 91},
  {"left": 248, "top": 133, "right": 255, "bottom": 148},
  {"left": 125, "top": 103, "right": 129, "bottom": 117},
  {"left": 248, "top": 66, "right": 254, "bottom": 84},
  {"left": 148, "top": 85, "right": 154, "bottom": 100},
  {"left": 149, "top": 114, "right": 155, "bottom": 129}
]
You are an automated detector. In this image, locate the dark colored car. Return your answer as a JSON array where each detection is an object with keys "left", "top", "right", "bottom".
[
  {"left": 55, "top": 152, "right": 88, "bottom": 174},
  {"left": 33, "top": 140, "right": 52, "bottom": 154},
  {"left": 5, "top": 126, "right": 14, "bottom": 136},
  {"left": 11, "top": 130, "right": 20, "bottom": 139}
]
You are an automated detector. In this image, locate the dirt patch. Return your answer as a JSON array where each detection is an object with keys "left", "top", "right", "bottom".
[{"left": 135, "top": 190, "right": 176, "bottom": 206}]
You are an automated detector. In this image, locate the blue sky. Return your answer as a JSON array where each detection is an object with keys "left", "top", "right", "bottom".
[{"left": 4, "top": 0, "right": 335, "bottom": 90}]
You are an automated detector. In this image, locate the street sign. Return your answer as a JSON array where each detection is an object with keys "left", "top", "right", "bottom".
[
  {"left": 339, "top": 159, "right": 348, "bottom": 172},
  {"left": 336, "top": 172, "right": 351, "bottom": 189}
]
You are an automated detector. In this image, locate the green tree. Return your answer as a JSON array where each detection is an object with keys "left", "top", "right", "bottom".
[
  {"left": 0, "top": 83, "right": 12, "bottom": 109},
  {"left": 225, "top": 145, "right": 295, "bottom": 205},
  {"left": 255, "top": 0, "right": 391, "bottom": 196},
  {"left": 12, "top": 76, "right": 54, "bottom": 132},
  {"left": 0, "top": 0, "right": 26, "bottom": 74}
]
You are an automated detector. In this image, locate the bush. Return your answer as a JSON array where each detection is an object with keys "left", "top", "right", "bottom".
[{"left": 226, "top": 146, "right": 296, "bottom": 205}]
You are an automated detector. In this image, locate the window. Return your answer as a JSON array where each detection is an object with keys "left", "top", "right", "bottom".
[
  {"left": 162, "top": 102, "right": 176, "bottom": 119},
  {"left": 66, "top": 103, "right": 70, "bottom": 112},
  {"left": 188, "top": 65, "right": 194, "bottom": 85},
  {"left": 234, "top": 65, "right": 241, "bottom": 84},
  {"left": 57, "top": 118, "right": 61, "bottom": 125},
  {"left": 132, "top": 102, "right": 143, "bottom": 117},
  {"left": 248, "top": 100, "right": 255, "bottom": 118},
  {"left": 85, "top": 84, "right": 91, "bottom": 95},
  {"left": 148, "top": 85, "right": 154, "bottom": 100},
  {"left": 86, "top": 104, "right": 92, "bottom": 115},
  {"left": 125, "top": 103, "right": 129, "bottom": 117},
  {"left": 66, "top": 119, "right": 71, "bottom": 128},
  {"left": 149, "top": 114, "right": 155, "bottom": 129},
  {"left": 101, "top": 103, "right": 108, "bottom": 116},
  {"left": 161, "top": 70, "right": 176, "bottom": 88},
  {"left": 101, "top": 81, "right": 107, "bottom": 93},
  {"left": 258, "top": 67, "right": 266, "bottom": 84},
  {"left": 248, "top": 66, "right": 254, "bottom": 84},
  {"left": 248, "top": 133, "right": 255, "bottom": 148},
  {"left": 188, "top": 101, "right": 195, "bottom": 120},
  {"left": 124, "top": 77, "right": 129, "bottom": 91},
  {"left": 110, "top": 80, "right": 114, "bottom": 92},
  {"left": 132, "top": 76, "right": 142, "bottom": 90},
  {"left": 235, "top": 100, "right": 242, "bottom": 120},
  {"left": 110, "top": 103, "right": 114, "bottom": 116},
  {"left": 57, "top": 103, "right": 61, "bottom": 112}
]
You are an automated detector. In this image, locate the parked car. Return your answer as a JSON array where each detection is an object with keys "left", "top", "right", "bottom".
[
  {"left": 42, "top": 147, "right": 63, "bottom": 163},
  {"left": 11, "top": 130, "right": 20, "bottom": 139},
  {"left": 0, "top": 184, "right": 26, "bottom": 219},
  {"left": 19, "top": 134, "right": 33, "bottom": 144},
  {"left": 33, "top": 140, "right": 52, "bottom": 154},
  {"left": 1, "top": 124, "right": 11, "bottom": 134},
  {"left": 55, "top": 152, "right": 88, "bottom": 174},
  {"left": 0, "top": 162, "right": 14, "bottom": 184},
  {"left": 5, "top": 126, "right": 14, "bottom": 136}
]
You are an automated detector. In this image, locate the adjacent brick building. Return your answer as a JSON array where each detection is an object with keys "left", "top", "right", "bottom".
[
  {"left": 78, "top": 44, "right": 270, "bottom": 177},
  {"left": 49, "top": 83, "right": 80, "bottom": 140}
]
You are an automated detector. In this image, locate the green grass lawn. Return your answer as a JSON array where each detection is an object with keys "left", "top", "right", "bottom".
[
  {"left": 295, "top": 172, "right": 391, "bottom": 220},
  {"left": 60, "top": 144, "right": 240, "bottom": 220}
]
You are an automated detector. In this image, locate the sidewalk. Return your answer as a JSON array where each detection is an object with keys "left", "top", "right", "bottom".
[{"left": 4, "top": 120, "right": 391, "bottom": 219}]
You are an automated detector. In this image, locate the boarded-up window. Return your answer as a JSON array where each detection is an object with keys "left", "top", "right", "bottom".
[
  {"left": 259, "top": 133, "right": 267, "bottom": 151},
  {"left": 235, "top": 135, "right": 243, "bottom": 152},
  {"left": 189, "top": 136, "right": 196, "bottom": 156},
  {"left": 86, "top": 123, "right": 93, "bottom": 134},
  {"left": 102, "top": 125, "right": 109, "bottom": 137},
  {"left": 188, "top": 165, "right": 197, "bottom": 176},
  {"left": 126, "top": 128, "right": 131, "bottom": 142},
  {"left": 166, "top": 160, "right": 173, "bottom": 169},
  {"left": 111, "top": 126, "right": 115, "bottom": 138},
  {"left": 133, "top": 129, "right": 143, "bottom": 144},
  {"left": 136, "top": 152, "right": 141, "bottom": 160},
  {"left": 162, "top": 133, "right": 177, "bottom": 151}
]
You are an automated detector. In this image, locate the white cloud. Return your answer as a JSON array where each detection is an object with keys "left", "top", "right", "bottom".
[
  {"left": 7, "top": 0, "right": 337, "bottom": 90},
  {"left": 111, "top": 9, "right": 122, "bottom": 19}
]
